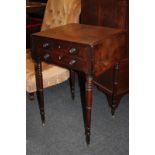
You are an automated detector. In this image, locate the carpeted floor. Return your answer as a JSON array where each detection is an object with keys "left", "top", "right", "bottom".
[{"left": 26, "top": 78, "right": 129, "bottom": 155}]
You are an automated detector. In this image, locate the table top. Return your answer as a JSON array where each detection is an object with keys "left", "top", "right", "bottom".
[{"left": 33, "top": 23, "right": 125, "bottom": 46}]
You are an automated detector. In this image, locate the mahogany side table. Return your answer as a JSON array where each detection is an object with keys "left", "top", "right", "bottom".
[{"left": 31, "top": 23, "right": 126, "bottom": 145}]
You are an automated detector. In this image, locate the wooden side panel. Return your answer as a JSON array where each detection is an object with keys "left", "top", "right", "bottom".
[
  {"left": 94, "top": 58, "right": 129, "bottom": 95},
  {"left": 94, "top": 33, "right": 126, "bottom": 76},
  {"left": 81, "top": 0, "right": 129, "bottom": 29},
  {"left": 81, "top": 0, "right": 100, "bottom": 25},
  {"left": 81, "top": 0, "right": 129, "bottom": 57}
]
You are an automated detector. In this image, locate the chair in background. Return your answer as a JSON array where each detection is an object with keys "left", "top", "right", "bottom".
[
  {"left": 26, "top": 0, "right": 81, "bottom": 125},
  {"left": 26, "top": 17, "right": 42, "bottom": 48},
  {"left": 26, "top": 0, "right": 46, "bottom": 48}
]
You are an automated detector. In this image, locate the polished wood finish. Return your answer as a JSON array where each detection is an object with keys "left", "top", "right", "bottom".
[
  {"left": 31, "top": 23, "right": 126, "bottom": 144},
  {"left": 85, "top": 75, "right": 93, "bottom": 145},
  {"left": 81, "top": 0, "right": 129, "bottom": 114},
  {"left": 34, "top": 61, "right": 45, "bottom": 126},
  {"left": 31, "top": 24, "right": 126, "bottom": 74},
  {"left": 94, "top": 58, "right": 129, "bottom": 114},
  {"left": 70, "top": 70, "right": 75, "bottom": 100},
  {"left": 81, "top": 0, "right": 128, "bottom": 29}
]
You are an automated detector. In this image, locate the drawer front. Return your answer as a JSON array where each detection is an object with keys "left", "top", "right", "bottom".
[
  {"left": 41, "top": 50, "right": 90, "bottom": 73},
  {"left": 33, "top": 37, "right": 89, "bottom": 60},
  {"left": 32, "top": 37, "right": 91, "bottom": 73}
]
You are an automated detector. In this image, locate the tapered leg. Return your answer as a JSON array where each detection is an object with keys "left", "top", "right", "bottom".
[
  {"left": 85, "top": 75, "right": 93, "bottom": 145},
  {"left": 69, "top": 70, "right": 75, "bottom": 100},
  {"left": 111, "top": 106, "right": 115, "bottom": 116},
  {"left": 109, "top": 63, "right": 120, "bottom": 116},
  {"left": 35, "top": 61, "right": 45, "bottom": 126},
  {"left": 107, "top": 95, "right": 121, "bottom": 116}
]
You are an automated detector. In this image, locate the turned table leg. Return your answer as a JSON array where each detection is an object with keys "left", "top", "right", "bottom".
[
  {"left": 85, "top": 75, "right": 93, "bottom": 145},
  {"left": 107, "top": 95, "right": 121, "bottom": 116},
  {"left": 35, "top": 61, "right": 45, "bottom": 126},
  {"left": 110, "top": 63, "right": 120, "bottom": 116},
  {"left": 70, "top": 70, "right": 75, "bottom": 100}
]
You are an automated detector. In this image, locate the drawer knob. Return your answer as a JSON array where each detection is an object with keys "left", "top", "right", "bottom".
[
  {"left": 58, "top": 56, "right": 62, "bottom": 60},
  {"left": 43, "top": 43, "right": 49, "bottom": 48},
  {"left": 43, "top": 53, "right": 50, "bottom": 60},
  {"left": 69, "top": 48, "right": 77, "bottom": 54},
  {"left": 69, "top": 59, "right": 77, "bottom": 65}
]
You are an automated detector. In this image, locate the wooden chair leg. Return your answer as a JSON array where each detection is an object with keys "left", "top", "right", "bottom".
[
  {"left": 69, "top": 70, "right": 75, "bottom": 100},
  {"left": 28, "top": 92, "right": 35, "bottom": 100}
]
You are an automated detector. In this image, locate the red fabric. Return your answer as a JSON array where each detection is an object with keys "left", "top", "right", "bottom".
[{"left": 26, "top": 17, "right": 42, "bottom": 28}]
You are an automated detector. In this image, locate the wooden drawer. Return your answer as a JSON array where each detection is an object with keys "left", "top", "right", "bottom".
[
  {"left": 31, "top": 37, "right": 91, "bottom": 73},
  {"left": 42, "top": 50, "right": 90, "bottom": 73},
  {"left": 32, "top": 37, "right": 89, "bottom": 60}
]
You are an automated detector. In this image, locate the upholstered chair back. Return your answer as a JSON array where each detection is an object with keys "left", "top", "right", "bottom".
[
  {"left": 27, "top": 0, "right": 81, "bottom": 94},
  {"left": 41, "top": 0, "right": 81, "bottom": 31}
]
